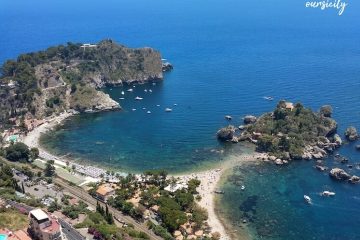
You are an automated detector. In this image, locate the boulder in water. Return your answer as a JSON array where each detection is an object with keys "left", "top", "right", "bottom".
[
  {"left": 345, "top": 126, "right": 358, "bottom": 141},
  {"left": 329, "top": 168, "right": 351, "bottom": 181},
  {"left": 216, "top": 125, "right": 236, "bottom": 141}
]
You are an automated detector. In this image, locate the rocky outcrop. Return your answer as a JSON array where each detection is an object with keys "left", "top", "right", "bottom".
[
  {"left": 243, "top": 115, "right": 257, "bottom": 124},
  {"left": 333, "top": 134, "right": 342, "bottom": 146},
  {"left": 345, "top": 127, "right": 358, "bottom": 141},
  {"left": 216, "top": 125, "right": 236, "bottom": 141},
  {"left": 329, "top": 168, "right": 351, "bottom": 181},
  {"left": 349, "top": 175, "right": 360, "bottom": 184}
]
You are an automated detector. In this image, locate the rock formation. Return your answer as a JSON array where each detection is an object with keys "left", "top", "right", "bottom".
[
  {"left": 329, "top": 168, "right": 351, "bottom": 181},
  {"left": 345, "top": 126, "right": 358, "bottom": 141},
  {"left": 216, "top": 125, "right": 236, "bottom": 141}
]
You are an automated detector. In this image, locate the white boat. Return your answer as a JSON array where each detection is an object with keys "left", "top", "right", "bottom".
[
  {"left": 142, "top": 107, "right": 146, "bottom": 110},
  {"left": 132, "top": 108, "right": 136, "bottom": 111},
  {"left": 119, "top": 97, "right": 125, "bottom": 100},
  {"left": 263, "top": 96, "right": 274, "bottom": 101},
  {"left": 152, "top": 83, "right": 156, "bottom": 86},
  {"left": 304, "top": 195, "right": 312, "bottom": 204},
  {"left": 241, "top": 185, "right": 245, "bottom": 190},
  {"left": 165, "top": 108, "right": 172, "bottom": 112},
  {"left": 127, "top": 88, "right": 133, "bottom": 92},
  {"left": 135, "top": 96, "right": 143, "bottom": 100},
  {"left": 174, "top": 103, "right": 177, "bottom": 106},
  {"left": 121, "top": 91, "right": 125, "bottom": 95},
  {"left": 144, "top": 89, "right": 148, "bottom": 92},
  {"left": 147, "top": 111, "right": 151, "bottom": 114},
  {"left": 149, "top": 89, "right": 152, "bottom": 93},
  {"left": 321, "top": 191, "right": 336, "bottom": 197},
  {"left": 156, "top": 104, "right": 160, "bottom": 107}
]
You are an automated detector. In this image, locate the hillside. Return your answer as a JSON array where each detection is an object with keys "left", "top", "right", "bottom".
[{"left": 0, "top": 39, "right": 165, "bottom": 126}]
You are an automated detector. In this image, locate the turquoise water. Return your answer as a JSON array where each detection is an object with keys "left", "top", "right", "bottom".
[
  {"left": 0, "top": 234, "right": 8, "bottom": 240},
  {"left": 1, "top": 0, "right": 360, "bottom": 239}
]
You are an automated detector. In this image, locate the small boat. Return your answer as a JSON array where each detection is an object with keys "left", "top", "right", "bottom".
[
  {"left": 321, "top": 191, "right": 336, "bottom": 197},
  {"left": 144, "top": 89, "right": 148, "bottom": 92},
  {"left": 127, "top": 88, "right": 133, "bottom": 92},
  {"left": 121, "top": 91, "right": 125, "bottom": 95},
  {"left": 241, "top": 185, "right": 245, "bottom": 190},
  {"left": 174, "top": 103, "right": 177, "bottom": 106},
  {"left": 225, "top": 115, "right": 232, "bottom": 120},
  {"left": 263, "top": 96, "right": 274, "bottom": 101},
  {"left": 132, "top": 108, "right": 136, "bottom": 111},
  {"left": 156, "top": 104, "right": 160, "bottom": 107},
  {"left": 165, "top": 108, "right": 172, "bottom": 112},
  {"left": 149, "top": 89, "right": 152, "bottom": 93},
  {"left": 119, "top": 97, "right": 125, "bottom": 100},
  {"left": 152, "top": 83, "right": 156, "bottom": 86},
  {"left": 304, "top": 195, "right": 312, "bottom": 204},
  {"left": 147, "top": 111, "right": 151, "bottom": 114},
  {"left": 142, "top": 107, "right": 146, "bottom": 110},
  {"left": 135, "top": 96, "right": 143, "bottom": 100}
]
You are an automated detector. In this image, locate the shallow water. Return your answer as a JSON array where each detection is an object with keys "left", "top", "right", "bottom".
[{"left": 218, "top": 154, "right": 360, "bottom": 240}]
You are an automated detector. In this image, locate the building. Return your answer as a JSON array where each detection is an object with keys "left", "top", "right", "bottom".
[
  {"left": 28, "top": 209, "right": 61, "bottom": 240},
  {"left": 96, "top": 184, "right": 116, "bottom": 202},
  {"left": 285, "top": 102, "right": 294, "bottom": 111}
]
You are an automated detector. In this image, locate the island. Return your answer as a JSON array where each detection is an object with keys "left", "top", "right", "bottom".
[{"left": 217, "top": 100, "right": 360, "bottom": 184}]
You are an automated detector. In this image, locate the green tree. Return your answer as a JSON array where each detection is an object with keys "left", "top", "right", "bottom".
[
  {"left": 5, "top": 142, "right": 30, "bottom": 162},
  {"left": 30, "top": 147, "right": 39, "bottom": 160},
  {"left": 44, "top": 160, "right": 56, "bottom": 177}
]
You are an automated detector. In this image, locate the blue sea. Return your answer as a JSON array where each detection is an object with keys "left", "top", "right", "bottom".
[{"left": 1, "top": 0, "right": 360, "bottom": 239}]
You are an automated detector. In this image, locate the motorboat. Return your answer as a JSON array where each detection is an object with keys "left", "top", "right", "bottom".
[
  {"left": 127, "top": 88, "right": 133, "bottom": 92},
  {"left": 321, "top": 191, "right": 335, "bottom": 197},
  {"left": 149, "top": 89, "right": 153, "bottom": 93},
  {"left": 121, "top": 91, "right": 125, "bottom": 95},
  {"left": 144, "top": 89, "right": 148, "bottom": 92},
  {"left": 304, "top": 195, "right": 312, "bottom": 204},
  {"left": 165, "top": 108, "right": 172, "bottom": 112},
  {"left": 147, "top": 111, "right": 151, "bottom": 114},
  {"left": 132, "top": 108, "right": 136, "bottom": 111},
  {"left": 174, "top": 103, "right": 177, "bottom": 106},
  {"left": 135, "top": 96, "right": 143, "bottom": 100},
  {"left": 119, "top": 97, "right": 125, "bottom": 100},
  {"left": 156, "top": 104, "right": 160, "bottom": 107},
  {"left": 241, "top": 185, "right": 245, "bottom": 190}
]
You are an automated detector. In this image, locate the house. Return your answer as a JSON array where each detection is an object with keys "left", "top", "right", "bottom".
[
  {"left": 164, "top": 181, "right": 188, "bottom": 193},
  {"left": 96, "top": 184, "right": 116, "bottom": 202},
  {"left": 28, "top": 209, "right": 61, "bottom": 240},
  {"left": 285, "top": 102, "right": 294, "bottom": 111}
]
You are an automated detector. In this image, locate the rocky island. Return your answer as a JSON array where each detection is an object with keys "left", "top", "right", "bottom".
[
  {"left": 0, "top": 39, "right": 171, "bottom": 129},
  {"left": 217, "top": 101, "right": 360, "bottom": 184}
]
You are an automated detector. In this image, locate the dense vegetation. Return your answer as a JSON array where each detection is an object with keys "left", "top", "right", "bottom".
[
  {"left": 0, "top": 39, "right": 162, "bottom": 125},
  {"left": 245, "top": 101, "right": 337, "bottom": 159}
]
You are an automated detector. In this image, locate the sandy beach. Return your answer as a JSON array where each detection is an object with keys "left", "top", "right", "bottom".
[
  {"left": 176, "top": 152, "right": 267, "bottom": 240},
  {"left": 21, "top": 111, "right": 267, "bottom": 239}
]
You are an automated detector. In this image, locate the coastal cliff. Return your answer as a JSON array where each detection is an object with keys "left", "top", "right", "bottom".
[{"left": 0, "top": 39, "right": 166, "bottom": 125}]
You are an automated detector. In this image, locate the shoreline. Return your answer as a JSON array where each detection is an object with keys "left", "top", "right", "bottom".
[
  {"left": 175, "top": 152, "right": 267, "bottom": 240},
  {"left": 21, "top": 111, "right": 267, "bottom": 240}
]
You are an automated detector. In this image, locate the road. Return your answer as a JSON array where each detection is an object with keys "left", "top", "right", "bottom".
[
  {"left": 58, "top": 218, "right": 86, "bottom": 240},
  {"left": 53, "top": 178, "right": 162, "bottom": 240}
]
